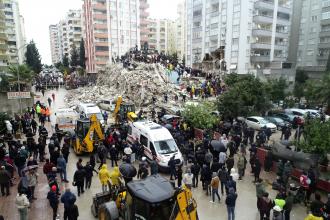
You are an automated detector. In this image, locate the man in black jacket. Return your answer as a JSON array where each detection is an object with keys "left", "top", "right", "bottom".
[
  {"left": 191, "top": 162, "right": 200, "bottom": 188},
  {"left": 47, "top": 185, "right": 59, "bottom": 220},
  {"left": 73, "top": 166, "right": 86, "bottom": 196},
  {"left": 0, "top": 166, "right": 10, "bottom": 196}
]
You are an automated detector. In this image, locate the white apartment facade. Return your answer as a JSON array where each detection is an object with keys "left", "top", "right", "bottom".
[
  {"left": 3, "top": 0, "right": 26, "bottom": 64},
  {"left": 49, "top": 10, "right": 83, "bottom": 64},
  {"left": 186, "top": 0, "right": 292, "bottom": 76},
  {"left": 49, "top": 25, "right": 61, "bottom": 64},
  {"left": 176, "top": 1, "right": 186, "bottom": 61},
  {"left": 146, "top": 19, "right": 178, "bottom": 55}
]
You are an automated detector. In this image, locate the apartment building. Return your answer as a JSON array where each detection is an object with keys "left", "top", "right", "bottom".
[
  {"left": 186, "top": 0, "right": 292, "bottom": 77},
  {"left": 146, "top": 19, "right": 178, "bottom": 55},
  {"left": 49, "top": 10, "right": 82, "bottom": 64},
  {"left": 83, "top": 0, "right": 140, "bottom": 73},
  {"left": 0, "top": 0, "right": 8, "bottom": 71},
  {"left": 140, "top": 0, "right": 149, "bottom": 48},
  {"left": 49, "top": 25, "right": 61, "bottom": 64},
  {"left": 176, "top": 1, "right": 186, "bottom": 61},
  {"left": 3, "top": 0, "right": 25, "bottom": 65},
  {"left": 289, "top": 0, "right": 330, "bottom": 69}
]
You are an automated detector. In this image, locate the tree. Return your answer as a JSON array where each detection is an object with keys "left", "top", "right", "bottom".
[
  {"left": 217, "top": 74, "right": 271, "bottom": 119},
  {"left": 293, "top": 69, "right": 309, "bottom": 101},
  {"left": 25, "top": 40, "right": 42, "bottom": 74},
  {"left": 8, "top": 65, "right": 34, "bottom": 83},
  {"left": 70, "top": 45, "right": 79, "bottom": 68},
  {"left": 62, "top": 54, "right": 69, "bottom": 68},
  {"left": 299, "top": 119, "right": 330, "bottom": 164},
  {"left": 182, "top": 102, "right": 219, "bottom": 129},
  {"left": 79, "top": 39, "right": 86, "bottom": 69},
  {"left": 265, "top": 77, "right": 287, "bottom": 104}
]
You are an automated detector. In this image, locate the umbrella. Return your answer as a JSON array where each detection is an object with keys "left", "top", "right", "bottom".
[
  {"left": 119, "top": 163, "right": 137, "bottom": 179},
  {"left": 211, "top": 140, "right": 226, "bottom": 152},
  {"left": 22, "top": 165, "right": 38, "bottom": 172}
]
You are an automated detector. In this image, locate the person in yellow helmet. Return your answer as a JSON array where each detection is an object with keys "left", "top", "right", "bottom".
[
  {"left": 98, "top": 164, "right": 110, "bottom": 192},
  {"left": 110, "top": 167, "right": 122, "bottom": 187}
]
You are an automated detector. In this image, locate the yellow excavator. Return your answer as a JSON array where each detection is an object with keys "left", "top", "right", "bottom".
[
  {"left": 92, "top": 175, "right": 198, "bottom": 220},
  {"left": 113, "top": 96, "right": 137, "bottom": 124},
  {"left": 73, "top": 114, "right": 104, "bottom": 154}
]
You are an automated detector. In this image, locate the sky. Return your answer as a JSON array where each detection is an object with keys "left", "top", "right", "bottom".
[{"left": 19, "top": 0, "right": 180, "bottom": 65}]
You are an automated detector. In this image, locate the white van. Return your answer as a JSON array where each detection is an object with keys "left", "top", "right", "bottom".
[
  {"left": 98, "top": 99, "right": 116, "bottom": 111},
  {"left": 55, "top": 108, "right": 79, "bottom": 134},
  {"left": 76, "top": 103, "right": 105, "bottom": 125},
  {"left": 128, "top": 121, "right": 183, "bottom": 170}
]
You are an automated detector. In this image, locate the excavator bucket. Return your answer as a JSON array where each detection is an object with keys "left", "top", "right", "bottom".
[{"left": 172, "top": 186, "right": 198, "bottom": 220}]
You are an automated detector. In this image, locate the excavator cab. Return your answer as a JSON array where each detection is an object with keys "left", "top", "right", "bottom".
[
  {"left": 119, "top": 103, "right": 137, "bottom": 122},
  {"left": 73, "top": 114, "right": 104, "bottom": 154},
  {"left": 97, "top": 175, "right": 198, "bottom": 220}
]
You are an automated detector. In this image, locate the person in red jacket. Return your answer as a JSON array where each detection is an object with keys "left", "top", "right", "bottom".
[{"left": 300, "top": 171, "right": 310, "bottom": 205}]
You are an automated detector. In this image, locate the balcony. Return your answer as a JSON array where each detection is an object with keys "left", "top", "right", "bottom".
[
  {"left": 317, "top": 55, "right": 328, "bottom": 60},
  {"left": 253, "top": 15, "right": 273, "bottom": 24},
  {"left": 278, "top": 5, "right": 291, "bottom": 14},
  {"left": 319, "top": 42, "right": 330, "bottom": 48},
  {"left": 274, "top": 44, "right": 287, "bottom": 50},
  {"left": 93, "top": 3, "right": 106, "bottom": 11},
  {"left": 275, "top": 31, "right": 288, "bottom": 38},
  {"left": 251, "top": 55, "right": 270, "bottom": 62},
  {"left": 95, "top": 23, "right": 107, "bottom": 29},
  {"left": 94, "top": 33, "right": 108, "bottom": 38},
  {"left": 94, "top": 14, "right": 107, "bottom": 20},
  {"left": 319, "top": 30, "right": 330, "bottom": 37},
  {"left": 251, "top": 43, "right": 272, "bottom": 50},
  {"left": 252, "top": 29, "right": 272, "bottom": 37},
  {"left": 276, "top": 17, "right": 290, "bottom": 26},
  {"left": 254, "top": 1, "right": 274, "bottom": 11}
]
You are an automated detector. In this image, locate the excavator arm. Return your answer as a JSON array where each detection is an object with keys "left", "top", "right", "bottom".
[
  {"left": 170, "top": 186, "right": 198, "bottom": 220},
  {"left": 83, "top": 114, "right": 105, "bottom": 152},
  {"left": 113, "top": 96, "right": 123, "bottom": 124}
]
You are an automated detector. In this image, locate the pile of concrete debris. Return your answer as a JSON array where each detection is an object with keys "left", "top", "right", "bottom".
[{"left": 65, "top": 62, "right": 187, "bottom": 115}]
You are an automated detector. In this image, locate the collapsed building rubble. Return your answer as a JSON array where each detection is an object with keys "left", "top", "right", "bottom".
[{"left": 65, "top": 62, "right": 202, "bottom": 117}]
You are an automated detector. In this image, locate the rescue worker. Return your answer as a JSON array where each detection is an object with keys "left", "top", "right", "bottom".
[
  {"left": 98, "top": 164, "right": 110, "bottom": 192},
  {"left": 109, "top": 166, "right": 122, "bottom": 188}
]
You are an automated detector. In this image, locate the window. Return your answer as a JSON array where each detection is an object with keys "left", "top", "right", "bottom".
[
  {"left": 140, "top": 135, "right": 148, "bottom": 147},
  {"left": 150, "top": 142, "right": 156, "bottom": 156},
  {"left": 310, "top": 27, "right": 317, "bottom": 33},
  {"left": 95, "top": 46, "right": 109, "bottom": 51},
  {"left": 232, "top": 38, "right": 239, "bottom": 45},
  {"left": 308, "top": 38, "right": 315, "bottom": 45},
  {"left": 307, "top": 49, "right": 314, "bottom": 56},
  {"left": 311, "top": 16, "right": 318, "bottom": 22},
  {"left": 154, "top": 140, "right": 178, "bottom": 155},
  {"left": 233, "top": 11, "right": 240, "bottom": 19}
]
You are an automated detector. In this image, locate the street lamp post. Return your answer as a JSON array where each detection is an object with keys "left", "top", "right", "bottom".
[{"left": 16, "top": 44, "right": 27, "bottom": 114}]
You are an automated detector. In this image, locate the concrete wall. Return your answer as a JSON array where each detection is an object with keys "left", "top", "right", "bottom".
[{"left": 0, "top": 92, "right": 33, "bottom": 116}]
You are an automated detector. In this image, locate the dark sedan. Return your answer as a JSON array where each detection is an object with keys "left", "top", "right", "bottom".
[{"left": 264, "top": 116, "right": 290, "bottom": 130}]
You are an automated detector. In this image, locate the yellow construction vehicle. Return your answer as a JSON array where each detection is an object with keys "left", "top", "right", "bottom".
[
  {"left": 73, "top": 114, "right": 104, "bottom": 154},
  {"left": 92, "top": 175, "right": 198, "bottom": 220},
  {"left": 113, "top": 96, "right": 137, "bottom": 124}
]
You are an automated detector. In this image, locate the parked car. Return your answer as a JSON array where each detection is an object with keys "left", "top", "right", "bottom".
[
  {"left": 268, "top": 111, "right": 296, "bottom": 123},
  {"left": 264, "top": 116, "right": 290, "bottom": 130},
  {"left": 160, "top": 115, "right": 181, "bottom": 124},
  {"left": 245, "top": 116, "right": 277, "bottom": 132},
  {"left": 285, "top": 108, "right": 307, "bottom": 116}
]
